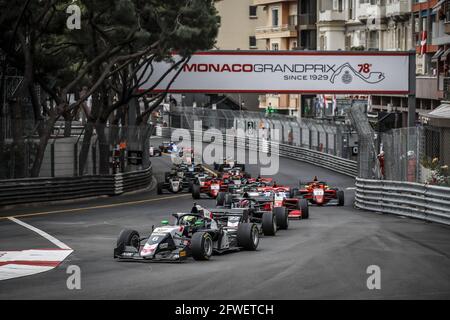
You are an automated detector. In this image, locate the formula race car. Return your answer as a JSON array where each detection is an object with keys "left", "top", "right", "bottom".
[
  {"left": 159, "top": 141, "right": 176, "bottom": 153},
  {"left": 213, "top": 158, "right": 245, "bottom": 173},
  {"left": 157, "top": 175, "right": 191, "bottom": 194},
  {"left": 215, "top": 195, "right": 289, "bottom": 235},
  {"left": 221, "top": 186, "right": 309, "bottom": 220},
  {"left": 192, "top": 177, "right": 228, "bottom": 199},
  {"left": 297, "top": 179, "right": 345, "bottom": 206},
  {"left": 113, "top": 205, "right": 259, "bottom": 262},
  {"left": 179, "top": 163, "right": 205, "bottom": 180},
  {"left": 149, "top": 146, "right": 162, "bottom": 157}
]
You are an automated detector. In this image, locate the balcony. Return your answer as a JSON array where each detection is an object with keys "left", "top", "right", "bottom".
[
  {"left": 357, "top": 4, "right": 386, "bottom": 21},
  {"left": 416, "top": 76, "right": 440, "bottom": 100},
  {"left": 255, "top": 24, "right": 297, "bottom": 39},
  {"left": 318, "top": 10, "right": 348, "bottom": 22},
  {"left": 386, "top": 0, "right": 411, "bottom": 17}
]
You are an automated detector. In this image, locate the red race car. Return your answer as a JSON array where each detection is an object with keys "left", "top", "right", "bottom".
[
  {"left": 192, "top": 177, "right": 228, "bottom": 199},
  {"left": 244, "top": 187, "right": 309, "bottom": 220},
  {"left": 297, "top": 178, "right": 345, "bottom": 206}
]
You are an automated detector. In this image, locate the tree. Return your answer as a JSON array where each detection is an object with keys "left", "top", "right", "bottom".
[{"left": 0, "top": 0, "right": 219, "bottom": 177}]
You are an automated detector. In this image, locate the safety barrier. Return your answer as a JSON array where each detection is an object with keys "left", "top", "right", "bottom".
[
  {"left": 170, "top": 128, "right": 358, "bottom": 178},
  {"left": 355, "top": 178, "right": 450, "bottom": 225},
  {"left": 0, "top": 165, "right": 153, "bottom": 207}
]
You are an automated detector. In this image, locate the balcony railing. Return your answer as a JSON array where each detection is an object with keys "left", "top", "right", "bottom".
[
  {"left": 386, "top": 0, "right": 411, "bottom": 17},
  {"left": 416, "top": 76, "right": 439, "bottom": 100},
  {"left": 318, "top": 10, "right": 348, "bottom": 22},
  {"left": 357, "top": 4, "right": 386, "bottom": 20},
  {"left": 255, "top": 24, "right": 297, "bottom": 36}
]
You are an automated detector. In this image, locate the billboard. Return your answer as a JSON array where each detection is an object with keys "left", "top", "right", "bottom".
[{"left": 138, "top": 51, "right": 411, "bottom": 94}]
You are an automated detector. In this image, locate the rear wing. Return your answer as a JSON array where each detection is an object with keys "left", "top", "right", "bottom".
[{"left": 208, "top": 208, "right": 250, "bottom": 218}]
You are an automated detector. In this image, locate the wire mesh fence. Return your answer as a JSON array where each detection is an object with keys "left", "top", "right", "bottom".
[
  {"left": 162, "top": 106, "right": 358, "bottom": 161},
  {"left": 380, "top": 126, "right": 449, "bottom": 186},
  {"left": 0, "top": 121, "right": 155, "bottom": 179}
]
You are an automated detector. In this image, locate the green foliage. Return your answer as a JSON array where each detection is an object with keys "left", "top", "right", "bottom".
[{"left": 0, "top": 0, "right": 220, "bottom": 91}]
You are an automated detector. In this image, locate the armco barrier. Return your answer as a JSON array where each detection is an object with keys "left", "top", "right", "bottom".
[
  {"left": 355, "top": 178, "right": 450, "bottom": 225},
  {"left": 174, "top": 128, "right": 358, "bottom": 178},
  {"left": 0, "top": 165, "right": 153, "bottom": 207}
]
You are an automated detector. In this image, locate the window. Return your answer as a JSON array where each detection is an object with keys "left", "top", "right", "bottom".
[
  {"left": 272, "top": 9, "right": 279, "bottom": 26},
  {"left": 249, "top": 6, "right": 257, "bottom": 18},
  {"left": 272, "top": 43, "right": 279, "bottom": 51},
  {"left": 249, "top": 36, "right": 257, "bottom": 48}
]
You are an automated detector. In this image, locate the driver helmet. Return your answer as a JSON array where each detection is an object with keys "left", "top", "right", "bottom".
[
  {"left": 182, "top": 215, "right": 198, "bottom": 226},
  {"left": 238, "top": 199, "right": 250, "bottom": 208}
]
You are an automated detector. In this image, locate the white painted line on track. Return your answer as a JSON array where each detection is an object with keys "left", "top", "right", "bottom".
[
  {"left": 0, "top": 218, "right": 73, "bottom": 281},
  {"left": 0, "top": 249, "right": 73, "bottom": 281},
  {"left": 8, "top": 217, "right": 71, "bottom": 250},
  {"left": 346, "top": 187, "right": 356, "bottom": 190}
]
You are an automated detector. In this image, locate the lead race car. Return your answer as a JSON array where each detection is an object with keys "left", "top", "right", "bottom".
[
  {"left": 113, "top": 204, "right": 259, "bottom": 262},
  {"left": 297, "top": 177, "right": 345, "bottom": 206}
]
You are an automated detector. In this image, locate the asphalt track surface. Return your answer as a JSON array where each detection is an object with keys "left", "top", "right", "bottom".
[{"left": 0, "top": 150, "right": 449, "bottom": 299}]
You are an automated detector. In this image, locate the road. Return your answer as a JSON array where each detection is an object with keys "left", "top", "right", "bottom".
[{"left": 0, "top": 152, "right": 449, "bottom": 299}]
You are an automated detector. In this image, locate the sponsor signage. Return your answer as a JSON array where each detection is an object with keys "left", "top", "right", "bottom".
[{"left": 139, "top": 51, "right": 411, "bottom": 94}]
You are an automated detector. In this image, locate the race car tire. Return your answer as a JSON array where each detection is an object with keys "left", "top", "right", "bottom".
[
  {"left": 191, "top": 232, "right": 213, "bottom": 261},
  {"left": 262, "top": 211, "right": 277, "bottom": 236},
  {"left": 216, "top": 192, "right": 226, "bottom": 206},
  {"left": 164, "top": 172, "right": 170, "bottom": 182},
  {"left": 188, "top": 181, "right": 193, "bottom": 193},
  {"left": 290, "top": 188, "right": 299, "bottom": 198},
  {"left": 116, "top": 229, "right": 140, "bottom": 250},
  {"left": 157, "top": 182, "right": 163, "bottom": 195},
  {"left": 237, "top": 223, "right": 259, "bottom": 251},
  {"left": 337, "top": 190, "right": 345, "bottom": 206},
  {"left": 274, "top": 207, "right": 289, "bottom": 230},
  {"left": 300, "top": 199, "right": 309, "bottom": 219},
  {"left": 224, "top": 193, "right": 233, "bottom": 208},
  {"left": 192, "top": 184, "right": 201, "bottom": 199}
]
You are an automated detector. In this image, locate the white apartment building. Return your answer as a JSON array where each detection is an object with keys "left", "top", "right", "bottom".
[{"left": 317, "top": 0, "right": 413, "bottom": 51}]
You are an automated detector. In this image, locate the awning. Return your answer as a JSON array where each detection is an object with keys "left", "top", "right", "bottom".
[
  {"left": 432, "top": 0, "right": 446, "bottom": 11},
  {"left": 432, "top": 48, "right": 444, "bottom": 62},
  {"left": 421, "top": 104, "right": 450, "bottom": 127},
  {"left": 441, "top": 48, "right": 450, "bottom": 61}
]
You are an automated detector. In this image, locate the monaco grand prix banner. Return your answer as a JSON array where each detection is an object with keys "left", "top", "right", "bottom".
[{"left": 139, "top": 51, "right": 411, "bottom": 94}]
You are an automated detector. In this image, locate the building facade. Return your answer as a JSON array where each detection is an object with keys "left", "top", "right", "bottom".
[
  {"left": 253, "top": 0, "right": 317, "bottom": 115},
  {"left": 215, "top": 0, "right": 267, "bottom": 50}
]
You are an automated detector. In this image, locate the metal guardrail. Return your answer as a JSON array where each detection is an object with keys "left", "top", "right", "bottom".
[
  {"left": 175, "top": 128, "right": 358, "bottom": 178},
  {"left": 0, "top": 165, "right": 153, "bottom": 207},
  {"left": 355, "top": 178, "right": 450, "bottom": 225}
]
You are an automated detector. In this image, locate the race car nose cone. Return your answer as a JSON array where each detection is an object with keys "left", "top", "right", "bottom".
[{"left": 141, "top": 243, "right": 157, "bottom": 257}]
